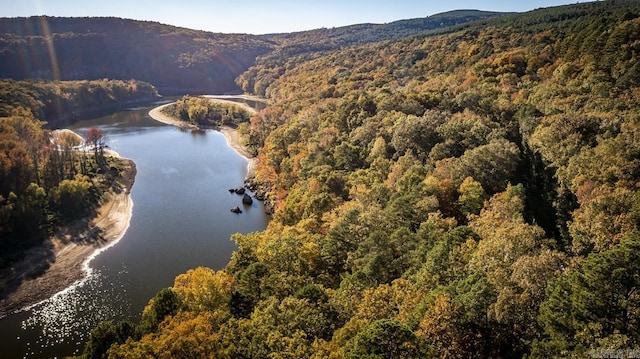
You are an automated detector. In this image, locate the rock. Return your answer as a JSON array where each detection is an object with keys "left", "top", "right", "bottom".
[
  {"left": 244, "top": 178, "right": 258, "bottom": 191},
  {"left": 230, "top": 206, "right": 242, "bottom": 213},
  {"left": 264, "top": 202, "right": 275, "bottom": 215},
  {"left": 242, "top": 193, "right": 253, "bottom": 205},
  {"left": 235, "top": 187, "right": 246, "bottom": 195}
]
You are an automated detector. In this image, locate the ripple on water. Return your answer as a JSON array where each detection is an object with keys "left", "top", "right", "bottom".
[{"left": 20, "top": 267, "right": 131, "bottom": 357}]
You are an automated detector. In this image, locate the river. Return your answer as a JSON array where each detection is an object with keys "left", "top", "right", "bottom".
[{"left": 0, "top": 101, "right": 270, "bottom": 358}]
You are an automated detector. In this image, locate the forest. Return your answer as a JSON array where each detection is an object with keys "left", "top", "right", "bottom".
[
  {"left": 0, "top": 11, "right": 503, "bottom": 96},
  {"left": 0, "top": 78, "right": 158, "bottom": 127},
  {"left": 161, "top": 96, "right": 253, "bottom": 128},
  {"left": 0, "top": 79, "right": 154, "bottom": 276},
  {"left": 72, "top": 1, "right": 640, "bottom": 358},
  {"left": 0, "top": 1, "right": 638, "bottom": 358},
  {"left": 237, "top": 10, "right": 504, "bottom": 97},
  {"left": 0, "top": 17, "right": 274, "bottom": 94}
]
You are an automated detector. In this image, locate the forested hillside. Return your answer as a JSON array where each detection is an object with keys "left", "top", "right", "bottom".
[
  {"left": 0, "top": 13, "right": 503, "bottom": 96},
  {"left": 0, "top": 17, "right": 275, "bottom": 94},
  {"left": 82, "top": 1, "right": 640, "bottom": 358},
  {"left": 237, "top": 10, "right": 506, "bottom": 96},
  {"left": 0, "top": 78, "right": 158, "bottom": 127}
]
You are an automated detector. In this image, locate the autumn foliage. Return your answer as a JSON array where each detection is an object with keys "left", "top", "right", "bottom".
[
  {"left": 77, "top": 1, "right": 640, "bottom": 357},
  {"left": 0, "top": 79, "right": 145, "bottom": 270}
]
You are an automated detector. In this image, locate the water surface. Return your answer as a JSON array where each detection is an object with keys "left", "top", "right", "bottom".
[{"left": 0, "top": 104, "right": 269, "bottom": 358}]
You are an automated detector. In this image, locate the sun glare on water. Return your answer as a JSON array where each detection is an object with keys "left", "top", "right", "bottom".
[{"left": 19, "top": 269, "right": 130, "bottom": 357}]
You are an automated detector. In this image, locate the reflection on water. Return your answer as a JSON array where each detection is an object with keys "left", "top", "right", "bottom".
[
  {"left": 0, "top": 103, "right": 269, "bottom": 358},
  {"left": 20, "top": 269, "right": 130, "bottom": 357}
]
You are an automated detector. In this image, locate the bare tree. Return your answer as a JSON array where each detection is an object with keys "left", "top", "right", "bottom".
[{"left": 86, "top": 127, "right": 107, "bottom": 169}]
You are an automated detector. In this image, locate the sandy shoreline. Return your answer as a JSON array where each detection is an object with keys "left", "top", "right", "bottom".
[
  {"left": 0, "top": 152, "right": 136, "bottom": 318},
  {"left": 148, "top": 97, "right": 259, "bottom": 176}
]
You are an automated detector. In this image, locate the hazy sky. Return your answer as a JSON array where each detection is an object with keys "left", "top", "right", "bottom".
[{"left": 2, "top": 0, "right": 589, "bottom": 34}]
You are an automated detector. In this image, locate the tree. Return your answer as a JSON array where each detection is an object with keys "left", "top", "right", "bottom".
[
  {"left": 458, "top": 176, "right": 487, "bottom": 219},
  {"left": 85, "top": 127, "right": 106, "bottom": 169},
  {"left": 569, "top": 184, "right": 636, "bottom": 254},
  {"left": 466, "top": 184, "right": 556, "bottom": 354},
  {"left": 468, "top": 185, "right": 547, "bottom": 286},
  {"left": 440, "top": 139, "right": 521, "bottom": 194},
  {"left": 530, "top": 113, "right": 601, "bottom": 172},
  {"left": 172, "top": 267, "right": 234, "bottom": 313},
  {"left": 431, "top": 109, "right": 501, "bottom": 160},
  {"left": 346, "top": 319, "right": 422, "bottom": 359},
  {"left": 453, "top": 272, "right": 495, "bottom": 356},
  {"left": 108, "top": 312, "right": 228, "bottom": 359},
  {"left": 390, "top": 110, "right": 445, "bottom": 162},
  {"left": 537, "top": 232, "right": 640, "bottom": 356},
  {"left": 82, "top": 321, "right": 136, "bottom": 359},
  {"left": 48, "top": 174, "right": 93, "bottom": 219},
  {"left": 139, "top": 287, "right": 183, "bottom": 334},
  {"left": 416, "top": 293, "right": 464, "bottom": 358},
  {"left": 334, "top": 142, "right": 365, "bottom": 171}
]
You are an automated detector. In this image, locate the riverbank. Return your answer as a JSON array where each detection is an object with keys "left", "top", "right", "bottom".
[
  {"left": 0, "top": 152, "right": 136, "bottom": 318},
  {"left": 148, "top": 98, "right": 257, "bottom": 168}
]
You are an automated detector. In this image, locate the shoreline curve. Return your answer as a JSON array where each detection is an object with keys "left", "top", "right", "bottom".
[
  {"left": 0, "top": 144, "right": 136, "bottom": 318},
  {"left": 148, "top": 95, "right": 262, "bottom": 177},
  {"left": 0, "top": 95, "right": 266, "bottom": 317}
]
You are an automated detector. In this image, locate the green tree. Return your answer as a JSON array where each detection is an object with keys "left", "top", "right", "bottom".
[
  {"left": 537, "top": 232, "right": 640, "bottom": 356},
  {"left": 458, "top": 176, "right": 487, "bottom": 219},
  {"left": 139, "top": 287, "right": 183, "bottom": 334},
  {"left": 81, "top": 321, "right": 136, "bottom": 359},
  {"left": 346, "top": 319, "right": 422, "bottom": 359},
  {"left": 390, "top": 111, "right": 445, "bottom": 162},
  {"left": 455, "top": 139, "right": 521, "bottom": 194},
  {"left": 48, "top": 174, "right": 93, "bottom": 220}
]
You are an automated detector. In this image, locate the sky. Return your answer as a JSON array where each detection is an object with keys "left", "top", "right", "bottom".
[{"left": 1, "top": 0, "right": 589, "bottom": 35}]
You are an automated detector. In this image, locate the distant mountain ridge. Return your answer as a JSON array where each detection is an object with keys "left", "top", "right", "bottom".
[
  {"left": 0, "top": 11, "right": 506, "bottom": 94},
  {"left": 265, "top": 10, "right": 506, "bottom": 40},
  {"left": 260, "top": 10, "right": 507, "bottom": 60},
  {"left": 0, "top": 16, "right": 275, "bottom": 94}
]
